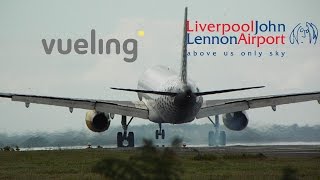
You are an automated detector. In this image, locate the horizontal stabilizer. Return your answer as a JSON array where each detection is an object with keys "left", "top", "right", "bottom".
[
  {"left": 110, "top": 87, "right": 178, "bottom": 96},
  {"left": 194, "top": 86, "right": 265, "bottom": 96},
  {"left": 111, "top": 86, "right": 264, "bottom": 97}
]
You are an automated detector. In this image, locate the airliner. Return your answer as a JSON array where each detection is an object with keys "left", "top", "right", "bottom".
[{"left": 0, "top": 7, "right": 319, "bottom": 147}]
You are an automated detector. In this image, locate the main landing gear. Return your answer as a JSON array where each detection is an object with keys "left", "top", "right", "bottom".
[
  {"left": 155, "top": 123, "right": 165, "bottom": 139},
  {"left": 117, "top": 116, "right": 135, "bottom": 147},
  {"left": 208, "top": 115, "right": 226, "bottom": 146}
]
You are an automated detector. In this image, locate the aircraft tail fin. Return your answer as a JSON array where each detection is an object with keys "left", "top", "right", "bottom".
[{"left": 180, "top": 7, "right": 188, "bottom": 85}]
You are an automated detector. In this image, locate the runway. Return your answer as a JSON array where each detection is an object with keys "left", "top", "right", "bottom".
[
  {"left": 17, "top": 144, "right": 320, "bottom": 158},
  {"left": 108, "top": 145, "right": 320, "bottom": 158},
  {"left": 184, "top": 145, "right": 320, "bottom": 157}
]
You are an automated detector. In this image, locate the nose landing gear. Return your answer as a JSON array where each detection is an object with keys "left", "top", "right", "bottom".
[{"left": 155, "top": 123, "right": 165, "bottom": 139}]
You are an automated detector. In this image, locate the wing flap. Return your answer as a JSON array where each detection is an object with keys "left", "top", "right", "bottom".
[
  {"left": 95, "top": 101, "right": 148, "bottom": 118},
  {"left": 197, "top": 101, "right": 250, "bottom": 118},
  {"left": 197, "top": 91, "right": 320, "bottom": 119},
  {"left": 12, "top": 95, "right": 95, "bottom": 109},
  {"left": 1, "top": 93, "right": 149, "bottom": 119},
  {"left": 247, "top": 92, "right": 320, "bottom": 108}
]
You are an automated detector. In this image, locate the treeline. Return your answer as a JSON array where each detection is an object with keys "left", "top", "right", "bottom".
[{"left": 0, "top": 124, "right": 320, "bottom": 148}]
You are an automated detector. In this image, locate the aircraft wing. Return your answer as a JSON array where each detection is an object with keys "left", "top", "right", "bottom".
[
  {"left": 0, "top": 93, "right": 149, "bottom": 119},
  {"left": 196, "top": 91, "right": 320, "bottom": 119}
]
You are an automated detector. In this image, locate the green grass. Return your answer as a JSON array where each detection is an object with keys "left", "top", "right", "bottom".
[{"left": 0, "top": 149, "right": 319, "bottom": 180}]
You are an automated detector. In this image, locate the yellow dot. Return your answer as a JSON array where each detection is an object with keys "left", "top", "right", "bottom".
[{"left": 137, "top": 30, "right": 145, "bottom": 37}]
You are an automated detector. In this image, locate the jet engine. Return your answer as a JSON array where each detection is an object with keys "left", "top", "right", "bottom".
[
  {"left": 85, "top": 111, "right": 111, "bottom": 132},
  {"left": 222, "top": 111, "right": 248, "bottom": 131}
]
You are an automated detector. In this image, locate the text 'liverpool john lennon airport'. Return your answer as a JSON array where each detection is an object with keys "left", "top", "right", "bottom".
[{"left": 187, "top": 20, "right": 286, "bottom": 47}]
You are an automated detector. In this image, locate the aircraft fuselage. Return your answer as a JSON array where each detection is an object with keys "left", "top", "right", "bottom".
[{"left": 137, "top": 65, "right": 203, "bottom": 124}]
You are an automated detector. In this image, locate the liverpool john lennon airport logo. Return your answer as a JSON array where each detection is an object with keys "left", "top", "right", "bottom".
[
  {"left": 186, "top": 20, "right": 318, "bottom": 58},
  {"left": 290, "top": 22, "right": 318, "bottom": 45}
]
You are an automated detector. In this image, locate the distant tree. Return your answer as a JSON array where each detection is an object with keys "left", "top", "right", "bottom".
[
  {"left": 21, "top": 136, "right": 50, "bottom": 147},
  {"left": 3, "top": 146, "right": 12, "bottom": 151}
]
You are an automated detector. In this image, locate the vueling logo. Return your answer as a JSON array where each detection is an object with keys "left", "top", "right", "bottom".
[{"left": 41, "top": 29, "right": 139, "bottom": 62}]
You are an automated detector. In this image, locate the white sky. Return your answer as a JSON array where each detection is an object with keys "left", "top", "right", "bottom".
[{"left": 0, "top": 0, "right": 319, "bottom": 134}]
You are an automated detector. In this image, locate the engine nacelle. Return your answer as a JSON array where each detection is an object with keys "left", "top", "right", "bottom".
[
  {"left": 85, "top": 111, "right": 111, "bottom": 132},
  {"left": 222, "top": 111, "right": 248, "bottom": 131}
]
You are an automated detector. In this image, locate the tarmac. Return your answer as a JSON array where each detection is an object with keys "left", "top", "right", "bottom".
[
  {"left": 18, "top": 144, "right": 320, "bottom": 158},
  {"left": 112, "top": 145, "right": 320, "bottom": 157},
  {"left": 188, "top": 145, "right": 320, "bottom": 157}
]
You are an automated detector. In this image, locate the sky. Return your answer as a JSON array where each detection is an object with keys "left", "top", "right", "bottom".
[{"left": 0, "top": 0, "right": 319, "bottom": 134}]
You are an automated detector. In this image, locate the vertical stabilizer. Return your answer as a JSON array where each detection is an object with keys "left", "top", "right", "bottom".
[{"left": 180, "top": 7, "right": 188, "bottom": 85}]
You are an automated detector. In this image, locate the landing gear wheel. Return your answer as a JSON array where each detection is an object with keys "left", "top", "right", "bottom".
[
  {"left": 208, "top": 131, "right": 215, "bottom": 146},
  {"left": 117, "top": 132, "right": 123, "bottom": 147},
  {"left": 117, "top": 116, "right": 135, "bottom": 148},
  {"left": 128, "top": 132, "right": 134, "bottom": 147},
  {"left": 161, "top": 129, "right": 165, "bottom": 139},
  {"left": 155, "top": 123, "right": 165, "bottom": 140},
  {"left": 218, "top": 131, "right": 226, "bottom": 146},
  {"left": 155, "top": 130, "right": 159, "bottom": 139}
]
